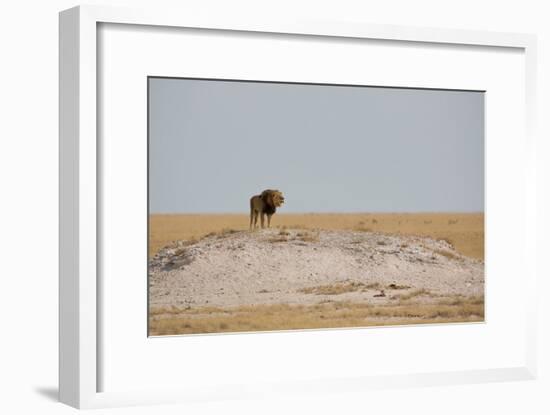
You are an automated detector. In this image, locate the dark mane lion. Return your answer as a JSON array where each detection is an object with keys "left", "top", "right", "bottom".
[{"left": 249, "top": 189, "right": 285, "bottom": 229}]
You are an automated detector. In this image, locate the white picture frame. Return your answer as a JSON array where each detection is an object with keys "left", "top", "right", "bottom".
[{"left": 59, "top": 4, "right": 538, "bottom": 409}]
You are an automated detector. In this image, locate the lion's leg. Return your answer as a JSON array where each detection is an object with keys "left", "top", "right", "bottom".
[
  {"left": 253, "top": 211, "right": 259, "bottom": 229},
  {"left": 267, "top": 214, "right": 272, "bottom": 228},
  {"left": 250, "top": 209, "right": 254, "bottom": 230},
  {"left": 260, "top": 213, "right": 265, "bottom": 228}
]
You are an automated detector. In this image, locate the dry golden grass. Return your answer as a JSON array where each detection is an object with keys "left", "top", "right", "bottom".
[
  {"left": 266, "top": 230, "right": 320, "bottom": 243},
  {"left": 297, "top": 281, "right": 413, "bottom": 295},
  {"left": 267, "top": 235, "right": 289, "bottom": 243},
  {"left": 393, "top": 288, "right": 433, "bottom": 302},
  {"left": 298, "top": 281, "right": 369, "bottom": 295},
  {"left": 433, "top": 248, "right": 461, "bottom": 260},
  {"left": 387, "top": 283, "right": 411, "bottom": 290},
  {"left": 295, "top": 231, "right": 320, "bottom": 243},
  {"left": 149, "top": 213, "right": 484, "bottom": 260},
  {"left": 149, "top": 295, "right": 484, "bottom": 335}
]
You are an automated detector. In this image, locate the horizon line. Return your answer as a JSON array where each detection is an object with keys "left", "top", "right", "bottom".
[{"left": 149, "top": 211, "right": 485, "bottom": 215}]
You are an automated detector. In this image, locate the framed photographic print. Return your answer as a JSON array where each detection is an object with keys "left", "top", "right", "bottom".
[
  {"left": 147, "top": 77, "right": 485, "bottom": 336},
  {"left": 59, "top": 4, "right": 538, "bottom": 409}
]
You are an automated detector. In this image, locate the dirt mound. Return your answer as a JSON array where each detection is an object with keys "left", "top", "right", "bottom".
[{"left": 148, "top": 229, "right": 484, "bottom": 310}]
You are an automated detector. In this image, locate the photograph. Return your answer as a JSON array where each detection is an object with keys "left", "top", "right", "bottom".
[{"left": 147, "top": 77, "right": 485, "bottom": 336}]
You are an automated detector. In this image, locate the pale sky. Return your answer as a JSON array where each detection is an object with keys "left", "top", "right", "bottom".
[{"left": 148, "top": 77, "right": 484, "bottom": 213}]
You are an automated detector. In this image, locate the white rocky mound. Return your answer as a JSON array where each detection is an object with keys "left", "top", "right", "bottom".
[{"left": 149, "top": 229, "right": 484, "bottom": 309}]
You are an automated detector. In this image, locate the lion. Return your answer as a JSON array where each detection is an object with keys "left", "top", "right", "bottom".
[{"left": 249, "top": 189, "right": 285, "bottom": 229}]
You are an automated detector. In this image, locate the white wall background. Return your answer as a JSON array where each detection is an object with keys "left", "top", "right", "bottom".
[{"left": 0, "top": 1, "right": 548, "bottom": 414}]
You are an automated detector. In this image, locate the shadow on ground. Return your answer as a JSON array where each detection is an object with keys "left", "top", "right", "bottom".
[{"left": 34, "top": 386, "right": 58, "bottom": 402}]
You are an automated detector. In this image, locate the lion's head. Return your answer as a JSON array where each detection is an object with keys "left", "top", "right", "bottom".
[{"left": 261, "top": 189, "right": 285, "bottom": 209}]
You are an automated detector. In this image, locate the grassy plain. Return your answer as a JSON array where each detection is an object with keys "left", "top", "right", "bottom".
[
  {"left": 149, "top": 295, "right": 484, "bottom": 335},
  {"left": 149, "top": 212, "right": 484, "bottom": 259},
  {"left": 148, "top": 212, "right": 484, "bottom": 335}
]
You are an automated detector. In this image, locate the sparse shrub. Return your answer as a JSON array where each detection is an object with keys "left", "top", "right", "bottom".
[
  {"left": 299, "top": 281, "right": 367, "bottom": 295},
  {"left": 396, "top": 288, "right": 432, "bottom": 301},
  {"left": 296, "top": 231, "right": 319, "bottom": 243},
  {"left": 364, "top": 282, "right": 382, "bottom": 290},
  {"left": 268, "top": 236, "right": 288, "bottom": 243},
  {"left": 224, "top": 228, "right": 239, "bottom": 234},
  {"left": 438, "top": 237, "right": 454, "bottom": 247},
  {"left": 174, "top": 247, "right": 186, "bottom": 256},
  {"left": 434, "top": 249, "right": 460, "bottom": 260},
  {"left": 387, "top": 283, "right": 411, "bottom": 290}
]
